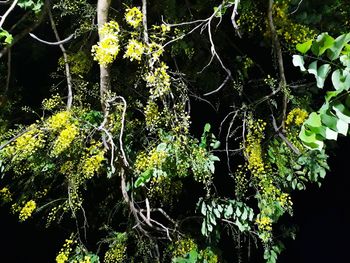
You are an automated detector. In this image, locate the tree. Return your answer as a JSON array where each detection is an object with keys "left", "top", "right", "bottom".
[{"left": 0, "top": 0, "right": 349, "bottom": 262}]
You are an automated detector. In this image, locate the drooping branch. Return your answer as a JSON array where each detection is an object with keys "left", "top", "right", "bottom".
[
  {"left": 47, "top": 7, "right": 73, "bottom": 109},
  {"left": 29, "top": 32, "right": 74, "bottom": 46},
  {"left": 97, "top": 0, "right": 112, "bottom": 112}
]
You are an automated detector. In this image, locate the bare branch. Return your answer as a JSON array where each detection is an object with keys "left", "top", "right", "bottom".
[
  {"left": 47, "top": 7, "right": 73, "bottom": 109},
  {"left": 271, "top": 114, "right": 300, "bottom": 155},
  {"left": 29, "top": 32, "right": 74, "bottom": 46},
  {"left": 0, "top": 0, "right": 18, "bottom": 28},
  {"left": 231, "top": 0, "right": 241, "bottom": 37}
]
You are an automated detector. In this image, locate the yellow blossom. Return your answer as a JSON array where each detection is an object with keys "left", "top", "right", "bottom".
[
  {"left": 19, "top": 200, "right": 36, "bottom": 221},
  {"left": 125, "top": 7, "right": 143, "bottom": 28},
  {"left": 51, "top": 123, "right": 79, "bottom": 156},
  {"left": 124, "top": 39, "right": 144, "bottom": 61}
]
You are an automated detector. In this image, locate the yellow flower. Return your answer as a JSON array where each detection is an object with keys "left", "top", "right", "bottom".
[
  {"left": 124, "top": 39, "right": 144, "bottom": 61},
  {"left": 0, "top": 187, "right": 12, "bottom": 202},
  {"left": 92, "top": 35, "right": 120, "bottom": 67},
  {"left": 125, "top": 7, "right": 143, "bottom": 28},
  {"left": 51, "top": 123, "right": 79, "bottom": 156},
  {"left": 19, "top": 200, "right": 36, "bottom": 221},
  {"left": 286, "top": 108, "right": 308, "bottom": 127}
]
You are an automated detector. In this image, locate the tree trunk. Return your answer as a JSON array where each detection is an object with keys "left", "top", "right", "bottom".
[{"left": 97, "top": 0, "right": 112, "bottom": 112}]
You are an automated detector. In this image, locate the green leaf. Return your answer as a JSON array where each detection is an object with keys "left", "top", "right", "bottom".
[
  {"left": 325, "top": 127, "right": 338, "bottom": 140},
  {"left": 0, "top": 29, "right": 13, "bottom": 45},
  {"left": 331, "top": 69, "right": 350, "bottom": 91},
  {"left": 224, "top": 204, "right": 233, "bottom": 218},
  {"left": 157, "top": 142, "right": 167, "bottom": 151},
  {"left": 307, "top": 61, "right": 331, "bottom": 88},
  {"left": 340, "top": 54, "right": 350, "bottom": 68},
  {"left": 296, "top": 40, "right": 313, "bottom": 54},
  {"left": 212, "top": 140, "right": 221, "bottom": 149},
  {"left": 328, "top": 33, "right": 350, "bottom": 60},
  {"left": 305, "top": 112, "right": 322, "bottom": 127},
  {"left": 209, "top": 155, "right": 220, "bottom": 162},
  {"left": 333, "top": 102, "right": 350, "bottom": 123},
  {"left": 311, "top": 33, "right": 334, "bottom": 56},
  {"left": 204, "top": 123, "right": 211, "bottom": 132},
  {"left": 292, "top": 55, "right": 306, "bottom": 71},
  {"left": 213, "top": 208, "right": 221, "bottom": 218},
  {"left": 241, "top": 208, "right": 248, "bottom": 220}
]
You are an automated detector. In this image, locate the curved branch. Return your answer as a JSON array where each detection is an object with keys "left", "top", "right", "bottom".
[
  {"left": 0, "top": 0, "right": 18, "bottom": 28},
  {"left": 29, "top": 32, "right": 74, "bottom": 46}
]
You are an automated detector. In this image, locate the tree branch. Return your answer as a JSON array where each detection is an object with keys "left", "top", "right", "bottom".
[
  {"left": 29, "top": 32, "right": 74, "bottom": 46},
  {"left": 47, "top": 7, "right": 73, "bottom": 109},
  {"left": 267, "top": 0, "right": 288, "bottom": 128},
  {"left": 0, "top": 0, "right": 18, "bottom": 28}
]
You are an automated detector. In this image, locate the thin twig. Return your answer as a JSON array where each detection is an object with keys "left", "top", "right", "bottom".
[
  {"left": 0, "top": 0, "right": 18, "bottom": 28},
  {"left": 47, "top": 7, "right": 73, "bottom": 109},
  {"left": 4, "top": 47, "right": 10, "bottom": 94}
]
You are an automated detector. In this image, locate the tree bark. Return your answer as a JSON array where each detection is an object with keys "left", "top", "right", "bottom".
[{"left": 97, "top": 0, "right": 112, "bottom": 112}]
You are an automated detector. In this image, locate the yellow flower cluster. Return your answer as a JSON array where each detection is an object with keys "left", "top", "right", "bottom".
[
  {"left": 237, "top": 8, "right": 264, "bottom": 34},
  {"left": 286, "top": 108, "right": 308, "bottom": 127},
  {"left": 172, "top": 238, "right": 198, "bottom": 258},
  {"left": 134, "top": 148, "right": 168, "bottom": 174},
  {"left": 104, "top": 243, "right": 127, "bottom": 263},
  {"left": 144, "top": 101, "right": 161, "bottom": 130},
  {"left": 2, "top": 126, "right": 45, "bottom": 162},
  {"left": 19, "top": 200, "right": 36, "bottom": 221},
  {"left": 81, "top": 146, "right": 105, "bottom": 179},
  {"left": 256, "top": 215, "right": 272, "bottom": 232},
  {"left": 56, "top": 238, "right": 74, "bottom": 263},
  {"left": 145, "top": 62, "right": 171, "bottom": 98},
  {"left": 125, "top": 7, "right": 143, "bottom": 28},
  {"left": 148, "top": 175, "right": 182, "bottom": 206},
  {"left": 124, "top": 39, "right": 144, "bottom": 62},
  {"left": 147, "top": 42, "right": 164, "bottom": 61},
  {"left": 51, "top": 123, "right": 79, "bottom": 156},
  {"left": 278, "top": 192, "right": 293, "bottom": 209},
  {"left": 42, "top": 94, "right": 62, "bottom": 111},
  {"left": 245, "top": 119, "right": 267, "bottom": 175},
  {"left": 273, "top": 0, "right": 316, "bottom": 48},
  {"left": 92, "top": 21, "right": 120, "bottom": 67},
  {"left": 47, "top": 111, "right": 72, "bottom": 130},
  {"left": 234, "top": 165, "right": 249, "bottom": 199},
  {"left": 0, "top": 187, "right": 12, "bottom": 202}
]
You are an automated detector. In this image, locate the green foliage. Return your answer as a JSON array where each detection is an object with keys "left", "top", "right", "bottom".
[
  {"left": 17, "top": 0, "right": 44, "bottom": 13},
  {"left": 0, "top": 29, "right": 13, "bottom": 45},
  {"left": 198, "top": 198, "right": 254, "bottom": 237},
  {"left": 294, "top": 32, "right": 350, "bottom": 149}
]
